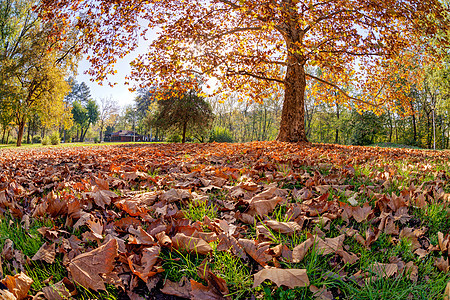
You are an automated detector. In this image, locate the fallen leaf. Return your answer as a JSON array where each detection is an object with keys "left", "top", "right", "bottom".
[
  {"left": 238, "top": 239, "right": 271, "bottom": 266},
  {"left": 0, "top": 289, "right": 16, "bottom": 300},
  {"left": 436, "top": 257, "right": 450, "bottom": 273},
  {"left": 292, "top": 238, "right": 314, "bottom": 263},
  {"left": 31, "top": 242, "right": 56, "bottom": 264},
  {"left": 371, "top": 262, "right": 398, "bottom": 278},
  {"left": 172, "top": 233, "right": 213, "bottom": 255},
  {"left": 2, "top": 272, "right": 33, "bottom": 300},
  {"left": 67, "top": 239, "right": 118, "bottom": 291},
  {"left": 161, "top": 277, "right": 192, "bottom": 298},
  {"left": 127, "top": 246, "right": 162, "bottom": 282},
  {"left": 264, "top": 220, "right": 302, "bottom": 235},
  {"left": 253, "top": 268, "right": 309, "bottom": 289}
]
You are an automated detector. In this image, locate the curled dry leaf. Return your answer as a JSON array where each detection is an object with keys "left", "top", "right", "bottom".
[
  {"left": 171, "top": 233, "right": 213, "bottom": 255},
  {"left": 436, "top": 257, "right": 449, "bottom": 273},
  {"left": 128, "top": 226, "right": 155, "bottom": 245},
  {"left": 1, "top": 272, "right": 33, "bottom": 300},
  {"left": 253, "top": 268, "right": 309, "bottom": 289},
  {"left": 155, "top": 232, "right": 172, "bottom": 247},
  {"left": 264, "top": 220, "right": 302, "bottom": 235},
  {"left": 67, "top": 239, "right": 118, "bottom": 291},
  {"left": 444, "top": 280, "right": 450, "bottom": 300},
  {"left": 189, "top": 279, "right": 225, "bottom": 300},
  {"left": 0, "top": 289, "right": 16, "bottom": 300},
  {"left": 238, "top": 239, "right": 271, "bottom": 266},
  {"left": 127, "top": 246, "right": 162, "bottom": 282},
  {"left": 31, "top": 242, "right": 56, "bottom": 264},
  {"left": 352, "top": 202, "right": 373, "bottom": 223}
]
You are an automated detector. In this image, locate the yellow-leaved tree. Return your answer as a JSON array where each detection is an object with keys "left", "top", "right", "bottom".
[{"left": 0, "top": 0, "right": 79, "bottom": 146}]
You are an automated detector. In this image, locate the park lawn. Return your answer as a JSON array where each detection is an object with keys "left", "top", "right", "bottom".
[{"left": 0, "top": 141, "right": 449, "bottom": 299}]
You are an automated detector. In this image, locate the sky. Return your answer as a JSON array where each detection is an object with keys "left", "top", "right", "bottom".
[{"left": 75, "top": 31, "right": 156, "bottom": 109}]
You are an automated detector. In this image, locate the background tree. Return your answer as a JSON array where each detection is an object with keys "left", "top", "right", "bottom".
[
  {"left": 40, "top": 0, "right": 448, "bottom": 143},
  {"left": 97, "top": 97, "right": 119, "bottom": 142},
  {"left": 72, "top": 99, "right": 99, "bottom": 142},
  {"left": 1, "top": 0, "right": 78, "bottom": 146},
  {"left": 151, "top": 89, "right": 214, "bottom": 143}
]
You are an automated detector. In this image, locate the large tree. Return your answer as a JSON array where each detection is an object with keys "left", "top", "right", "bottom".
[
  {"left": 39, "top": 0, "right": 447, "bottom": 142},
  {"left": 1, "top": 0, "right": 78, "bottom": 146}
]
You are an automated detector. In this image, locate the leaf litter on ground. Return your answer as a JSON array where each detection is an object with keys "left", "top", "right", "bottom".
[{"left": 0, "top": 142, "right": 449, "bottom": 298}]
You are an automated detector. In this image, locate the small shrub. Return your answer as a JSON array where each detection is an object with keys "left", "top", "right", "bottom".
[
  {"left": 50, "top": 132, "right": 60, "bottom": 145},
  {"left": 41, "top": 136, "right": 50, "bottom": 146},
  {"left": 94, "top": 137, "right": 100, "bottom": 143},
  {"left": 209, "top": 127, "right": 234, "bottom": 143},
  {"left": 167, "top": 133, "right": 182, "bottom": 143},
  {"left": 32, "top": 135, "right": 41, "bottom": 144}
]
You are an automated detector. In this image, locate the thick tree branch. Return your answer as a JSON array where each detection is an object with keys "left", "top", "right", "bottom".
[{"left": 227, "top": 69, "right": 284, "bottom": 84}]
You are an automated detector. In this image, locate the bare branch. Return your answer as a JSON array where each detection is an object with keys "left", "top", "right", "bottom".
[{"left": 306, "top": 73, "right": 387, "bottom": 107}]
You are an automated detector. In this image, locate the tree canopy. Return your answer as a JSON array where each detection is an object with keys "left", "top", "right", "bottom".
[
  {"left": 1, "top": 0, "right": 78, "bottom": 146},
  {"left": 151, "top": 88, "right": 214, "bottom": 143},
  {"left": 39, "top": 0, "right": 449, "bottom": 142}
]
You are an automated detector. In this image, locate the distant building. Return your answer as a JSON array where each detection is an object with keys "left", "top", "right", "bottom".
[{"left": 110, "top": 130, "right": 144, "bottom": 142}]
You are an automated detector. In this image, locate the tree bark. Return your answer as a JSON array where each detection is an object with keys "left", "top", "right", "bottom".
[
  {"left": 16, "top": 118, "right": 25, "bottom": 147},
  {"left": 181, "top": 121, "right": 187, "bottom": 143},
  {"left": 277, "top": 43, "right": 307, "bottom": 142},
  {"left": 335, "top": 102, "right": 340, "bottom": 144}
]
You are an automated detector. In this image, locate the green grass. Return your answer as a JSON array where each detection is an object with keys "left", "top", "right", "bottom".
[
  {"left": 182, "top": 198, "right": 218, "bottom": 222},
  {"left": 0, "top": 141, "right": 163, "bottom": 149}
]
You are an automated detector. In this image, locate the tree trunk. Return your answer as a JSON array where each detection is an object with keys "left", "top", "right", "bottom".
[
  {"left": 100, "top": 123, "right": 104, "bottom": 143},
  {"left": 277, "top": 49, "right": 307, "bottom": 142},
  {"left": 17, "top": 118, "right": 25, "bottom": 147},
  {"left": 412, "top": 113, "right": 417, "bottom": 144},
  {"left": 335, "top": 102, "right": 340, "bottom": 144},
  {"left": 27, "top": 119, "right": 32, "bottom": 144},
  {"left": 1, "top": 128, "right": 5, "bottom": 144},
  {"left": 181, "top": 121, "right": 187, "bottom": 143}
]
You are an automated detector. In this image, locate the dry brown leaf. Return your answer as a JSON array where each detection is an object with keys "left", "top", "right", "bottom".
[
  {"left": 189, "top": 279, "right": 225, "bottom": 300},
  {"left": 264, "top": 220, "right": 302, "bottom": 235},
  {"left": 352, "top": 202, "right": 372, "bottom": 223},
  {"left": 42, "top": 280, "right": 72, "bottom": 300},
  {"left": 0, "top": 289, "right": 16, "bottom": 300},
  {"left": 248, "top": 187, "right": 283, "bottom": 216},
  {"left": 84, "top": 189, "right": 118, "bottom": 208},
  {"left": 292, "top": 238, "right": 314, "bottom": 263},
  {"left": 172, "top": 233, "right": 213, "bottom": 255},
  {"left": 160, "top": 189, "right": 192, "bottom": 202},
  {"left": 238, "top": 239, "right": 271, "bottom": 266},
  {"left": 2, "top": 272, "right": 33, "bottom": 300},
  {"left": 253, "top": 268, "right": 309, "bottom": 289},
  {"left": 31, "top": 242, "right": 56, "bottom": 264},
  {"left": 127, "top": 246, "right": 162, "bottom": 282},
  {"left": 67, "top": 239, "right": 118, "bottom": 291},
  {"left": 128, "top": 226, "right": 155, "bottom": 245},
  {"left": 316, "top": 235, "right": 345, "bottom": 255},
  {"left": 436, "top": 257, "right": 450, "bottom": 273},
  {"left": 161, "top": 277, "right": 192, "bottom": 298},
  {"left": 155, "top": 231, "right": 172, "bottom": 247},
  {"left": 444, "top": 280, "right": 450, "bottom": 300},
  {"left": 405, "top": 261, "right": 418, "bottom": 282},
  {"left": 371, "top": 262, "right": 398, "bottom": 278}
]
